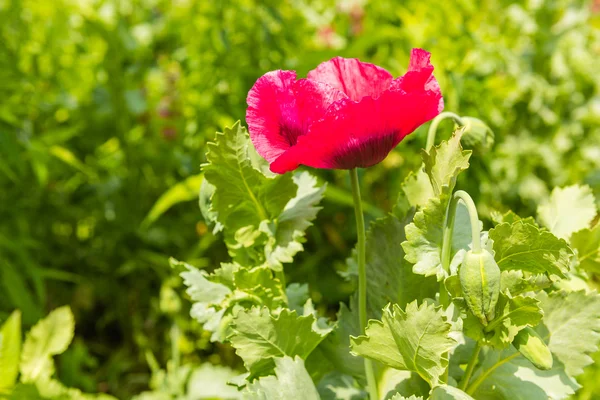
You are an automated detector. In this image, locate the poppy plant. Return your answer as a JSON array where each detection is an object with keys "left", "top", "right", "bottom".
[{"left": 246, "top": 48, "right": 443, "bottom": 174}]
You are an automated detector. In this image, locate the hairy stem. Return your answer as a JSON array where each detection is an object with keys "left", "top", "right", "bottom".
[
  {"left": 425, "top": 111, "right": 465, "bottom": 151},
  {"left": 350, "top": 169, "right": 378, "bottom": 400},
  {"left": 460, "top": 341, "right": 482, "bottom": 391}
]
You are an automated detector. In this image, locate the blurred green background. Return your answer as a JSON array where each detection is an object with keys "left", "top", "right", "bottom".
[{"left": 1, "top": 0, "right": 599, "bottom": 398}]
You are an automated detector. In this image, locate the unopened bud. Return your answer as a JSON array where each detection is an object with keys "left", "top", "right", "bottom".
[
  {"left": 512, "top": 327, "right": 553, "bottom": 370},
  {"left": 460, "top": 117, "right": 494, "bottom": 153},
  {"left": 459, "top": 249, "right": 501, "bottom": 325}
]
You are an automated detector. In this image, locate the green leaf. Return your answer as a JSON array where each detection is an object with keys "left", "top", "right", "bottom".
[
  {"left": 243, "top": 356, "right": 319, "bottom": 400},
  {"left": 421, "top": 131, "right": 472, "bottom": 196},
  {"left": 378, "top": 369, "right": 430, "bottom": 400},
  {"left": 230, "top": 307, "right": 332, "bottom": 376},
  {"left": 319, "top": 304, "right": 364, "bottom": 379},
  {"left": 351, "top": 302, "right": 456, "bottom": 386},
  {"left": 20, "top": 306, "right": 75, "bottom": 382},
  {"left": 141, "top": 174, "right": 203, "bottom": 228},
  {"left": 285, "top": 283, "right": 309, "bottom": 315},
  {"left": 401, "top": 168, "right": 435, "bottom": 208},
  {"left": 202, "top": 122, "right": 296, "bottom": 234},
  {"left": 360, "top": 212, "right": 437, "bottom": 318},
  {"left": 499, "top": 270, "right": 551, "bottom": 296},
  {"left": 265, "top": 172, "right": 326, "bottom": 267},
  {"left": 537, "top": 185, "right": 597, "bottom": 240},
  {"left": 178, "top": 259, "right": 285, "bottom": 342},
  {"left": 463, "top": 293, "right": 543, "bottom": 349},
  {"left": 537, "top": 290, "right": 600, "bottom": 376},
  {"left": 489, "top": 221, "right": 573, "bottom": 278},
  {"left": 187, "top": 363, "right": 242, "bottom": 399},
  {"left": 389, "top": 395, "right": 424, "bottom": 400},
  {"left": 491, "top": 210, "right": 537, "bottom": 226},
  {"left": 317, "top": 372, "right": 365, "bottom": 400},
  {"left": 0, "top": 310, "right": 21, "bottom": 390},
  {"left": 402, "top": 195, "right": 478, "bottom": 280},
  {"left": 469, "top": 348, "right": 579, "bottom": 400},
  {"left": 570, "top": 223, "right": 600, "bottom": 273},
  {"left": 430, "top": 385, "right": 475, "bottom": 399}
]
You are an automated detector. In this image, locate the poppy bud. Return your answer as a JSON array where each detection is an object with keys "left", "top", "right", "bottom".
[
  {"left": 459, "top": 249, "right": 501, "bottom": 326},
  {"left": 460, "top": 117, "right": 494, "bottom": 153},
  {"left": 512, "top": 327, "right": 553, "bottom": 370}
]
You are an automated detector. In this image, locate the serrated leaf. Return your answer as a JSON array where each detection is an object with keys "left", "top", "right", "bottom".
[
  {"left": 230, "top": 307, "right": 332, "bottom": 376},
  {"left": 243, "top": 356, "right": 319, "bottom": 400},
  {"left": 430, "top": 385, "right": 475, "bottom": 399},
  {"left": 489, "top": 221, "right": 573, "bottom": 278},
  {"left": 537, "top": 290, "right": 600, "bottom": 376},
  {"left": 500, "top": 270, "right": 551, "bottom": 296},
  {"left": 402, "top": 195, "right": 479, "bottom": 280},
  {"left": 463, "top": 293, "right": 543, "bottom": 349},
  {"left": 570, "top": 223, "right": 600, "bottom": 273},
  {"left": 537, "top": 185, "right": 597, "bottom": 240},
  {"left": 470, "top": 348, "right": 579, "bottom": 400},
  {"left": 421, "top": 131, "right": 471, "bottom": 196},
  {"left": 401, "top": 168, "right": 435, "bottom": 208},
  {"left": 203, "top": 122, "right": 297, "bottom": 264},
  {"left": 389, "top": 395, "right": 423, "bottom": 400},
  {"left": 362, "top": 212, "right": 437, "bottom": 318},
  {"left": 266, "top": 172, "right": 325, "bottom": 267},
  {"left": 203, "top": 122, "right": 296, "bottom": 229},
  {"left": 351, "top": 302, "right": 456, "bottom": 386},
  {"left": 178, "top": 259, "right": 286, "bottom": 342},
  {"left": 20, "top": 306, "right": 74, "bottom": 382},
  {"left": 491, "top": 210, "right": 537, "bottom": 226},
  {"left": 319, "top": 304, "right": 364, "bottom": 379},
  {"left": 0, "top": 310, "right": 21, "bottom": 390}
]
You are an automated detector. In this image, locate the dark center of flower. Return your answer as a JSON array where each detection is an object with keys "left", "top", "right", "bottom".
[
  {"left": 281, "top": 123, "right": 305, "bottom": 147},
  {"left": 329, "top": 132, "right": 398, "bottom": 169}
]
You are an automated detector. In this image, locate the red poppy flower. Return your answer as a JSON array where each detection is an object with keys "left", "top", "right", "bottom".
[{"left": 246, "top": 48, "right": 443, "bottom": 174}]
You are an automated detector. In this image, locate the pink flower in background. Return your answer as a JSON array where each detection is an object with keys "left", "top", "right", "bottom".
[{"left": 246, "top": 48, "right": 443, "bottom": 174}]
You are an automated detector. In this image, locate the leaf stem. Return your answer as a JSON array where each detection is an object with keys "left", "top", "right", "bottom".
[
  {"left": 460, "top": 341, "right": 482, "bottom": 391},
  {"left": 426, "top": 111, "right": 465, "bottom": 151},
  {"left": 349, "top": 168, "right": 378, "bottom": 400}
]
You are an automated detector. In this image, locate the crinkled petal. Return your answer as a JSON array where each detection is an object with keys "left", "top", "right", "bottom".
[
  {"left": 270, "top": 87, "right": 443, "bottom": 173},
  {"left": 307, "top": 57, "right": 393, "bottom": 102},
  {"left": 246, "top": 70, "right": 345, "bottom": 164},
  {"left": 391, "top": 48, "right": 443, "bottom": 112}
]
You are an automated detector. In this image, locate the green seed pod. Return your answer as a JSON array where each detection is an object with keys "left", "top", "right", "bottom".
[
  {"left": 460, "top": 117, "right": 494, "bottom": 153},
  {"left": 512, "top": 327, "right": 553, "bottom": 370},
  {"left": 459, "top": 249, "right": 501, "bottom": 326}
]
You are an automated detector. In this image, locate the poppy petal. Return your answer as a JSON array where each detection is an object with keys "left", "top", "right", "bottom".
[
  {"left": 246, "top": 70, "right": 345, "bottom": 164},
  {"left": 307, "top": 57, "right": 393, "bottom": 102},
  {"left": 391, "top": 48, "right": 443, "bottom": 111},
  {"left": 271, "top": 86, "right": 443, "bottom": 173}
]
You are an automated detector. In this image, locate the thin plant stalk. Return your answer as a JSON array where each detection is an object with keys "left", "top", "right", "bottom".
[
  {"left": 349, "top": 168, "right": 378, "bottom": 400},
  {"left": 425, "top": 111, "right": 465, "bottom": 151},
  {"left": 460, "top": 341, "right": 482, "bottom": 391}
]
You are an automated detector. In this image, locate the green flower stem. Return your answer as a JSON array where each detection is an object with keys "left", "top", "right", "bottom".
[
  {"left": 441, "top": 190, "right": 482, "bottom": 277},
  {"left": 460, "top": 341, "right": 482, "bottom": 391},
  {"left": 349, "top": 168, "right": 378, "bottom": 400},
  {"left": 440, "top": 190, "right": 482, "bottom": 384},
  {"left": 425, "top": 111, "right": 465, "bottom": 151}
]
